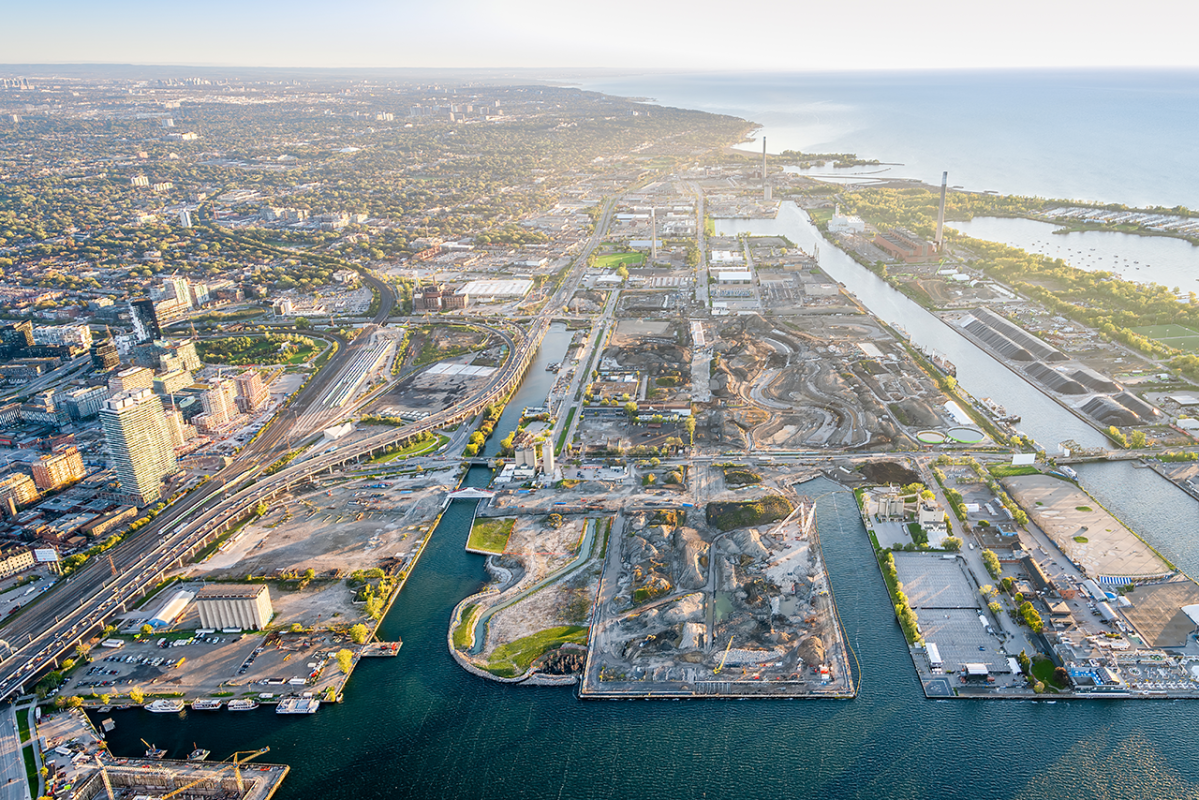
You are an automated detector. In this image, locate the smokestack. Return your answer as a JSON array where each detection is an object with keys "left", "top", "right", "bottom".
[
  {"left": 650, "top": 207, "right": 657, "bottom": 264},
  {"left": 935, "top": 171, "right": 948, "bottom": 251},
  {"left": 762, "top": 138, "right": 770, "bottom": 201}
]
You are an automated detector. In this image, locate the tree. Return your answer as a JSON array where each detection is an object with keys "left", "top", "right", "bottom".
[
  {"left": 1053, "top": 666, "right": 1071, "bottom": 687},
  {"left": 303, "top": 568, "right": 316, "bottom": 581},
  {"left": 140, "top": 624, "right": 153, "bottom": 637},
  {"left": 683, "top": 416, "right": 696, "bottom": 444},
  {"left": 943, "top": 536, "right": 963, "bottom": 552},
  {"left": 623, "top": 401, "right": 638, "bottom": 419},
  {"left": 129, "top": 687, "right": 145, "bottom": 705},
  {"left": 615, "top": 265, "right": 629, "bottom": 280},
  {"left": 1017, "top": 650, "right": 1031, "bottom": 674},
  {"left": 294, "top": 316, "right": 311, "bottom": 329},
  {"left": 337, "top": 649, "right": 354, "bottom": 674},
  {"left": 988, "top": 601, "right": 1002, "bottom": 616},
  {"left": 1130, "top": 430, "right": 1147, "bottom": 448},
  {"left": 75, "top": 643, "right": 91, "bottom": 660},
  {"left": 349, "top": 624, "right": 369, "bottom": 645}
]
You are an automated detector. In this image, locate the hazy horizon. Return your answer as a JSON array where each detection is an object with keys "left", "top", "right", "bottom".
[{"left": 5, "top": 0, "right": 1199, "bottom": 72}]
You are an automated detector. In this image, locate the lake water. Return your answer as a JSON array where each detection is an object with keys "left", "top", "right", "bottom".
[
  {"left": 951, "top": 216, "right": 1199, "bottom": 292},
  {"left": 96, "top": 472, "right": 1199, "bottom": 800},
  {"left": 88, "top": 72, "right": 1199, "bottom": 800},
  {"left": 576, "top": 69, "right": 1199, "bottom": 209}
]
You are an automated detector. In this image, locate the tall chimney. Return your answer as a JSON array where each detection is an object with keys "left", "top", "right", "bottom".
[
  {"left": 762, "top": 138, "right": 770, "bottom": 201},
  {"left": 650, "top": 207, "right": 657, "bottom": 264},
  {"left": 935, "top": 171, "right": 948, "bottom": 251}
]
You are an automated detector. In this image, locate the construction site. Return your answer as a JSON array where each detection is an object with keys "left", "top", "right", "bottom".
[
  {"left": 701, "top": 314, "right": 962, "bottom": 451},
  {"left": 579, "top": 480, "right": 855, "bottom": 698}
]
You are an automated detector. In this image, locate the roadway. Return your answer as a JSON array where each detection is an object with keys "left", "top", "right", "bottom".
[{"left": 0, "top": 198, "right": 621, "bottom": 700}]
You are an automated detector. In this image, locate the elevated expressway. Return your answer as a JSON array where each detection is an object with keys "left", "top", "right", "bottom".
[{"left": 0, "top": 199, "right": 616, "bottom": 700}]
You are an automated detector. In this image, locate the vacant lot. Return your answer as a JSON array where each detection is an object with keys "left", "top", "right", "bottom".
[{"left": 467, "top": 518, "right": 515, "bottom": 555}]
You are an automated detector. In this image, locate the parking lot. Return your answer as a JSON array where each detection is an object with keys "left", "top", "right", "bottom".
[{"left": 61, "top": 631, "right": 354, "bottom": 704}]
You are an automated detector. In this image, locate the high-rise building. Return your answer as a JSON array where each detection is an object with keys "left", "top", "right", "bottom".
[
  {"left": 31, "top": 446, "right": 85, "bottom": 491},
  {"left": 179, "top": 209, "right": 192, "bottom": 228},
  {"left": 153, "top": 369, "right": 193, "bottom": 395},
  {"left": 63, "top": 385, "right": 108, "bottom": 420},
  {"left": 0, "top": 321, "right": 34, "bottom": 351},
  {"left": 165, "top": 277, "right": 192, "bottom": 310},
  {"left": 0, "top": 472, "right": 39, "bottom": 509},
  {"left": 163, "top": 407, "right": 196, "bottom": 448},
  {"left": 234, "top": 371, "right": 268, "bottom": 414},
  {"left": 91, "top": 338, "right": 120, "bottom": 371},
  {"left": 129, "top": 299, "right": 162, "bottom": 343},
  {"left": 33, "top": 324, "right": 92, "bottom": 349},
  {"left": 109, "top": 366, "right": 154, "bottom": 394},
  {"left": 200, "top": 379, "right": 238, "bottom": 424},
  {"left": 100, "top": 388, "right": 178, "bottom": 505}
]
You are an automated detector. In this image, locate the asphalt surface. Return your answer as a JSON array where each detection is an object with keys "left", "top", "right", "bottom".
[{"left": 0, "top": 200, "right": 619, "bottom": 700}]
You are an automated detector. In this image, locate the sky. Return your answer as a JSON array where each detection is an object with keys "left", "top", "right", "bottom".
[{"left": 4, "top": 0, "right": 1199, "bottom": 71}]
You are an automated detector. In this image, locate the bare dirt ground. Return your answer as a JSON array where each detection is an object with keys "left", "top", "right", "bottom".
[{"left": 188, "top": 471, "right": 453, "bottom": 580}]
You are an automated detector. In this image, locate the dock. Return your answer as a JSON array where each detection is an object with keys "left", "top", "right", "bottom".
[{"left": 361, "top": 641, "right": 403, "bottom": 657}]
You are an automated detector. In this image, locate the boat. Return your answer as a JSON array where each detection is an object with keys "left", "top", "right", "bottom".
[
  {"left": 145, "top": 699, "right": 185, "bottom": 713},
  {"left": 143, "top": 742, "right": 166, "bottom": 759},
  {"left": 100, "top": 719, "right": 115, "bottom": 733},
  {"left": 276, "top": 696, "right": 321, "bottom": 714},
  {"left": 226, "top": 699, "right": 259, "bottom": 711},
  {"left": 191, "top": 699, "right": 223, "bottom": 711},
  {"left": 360, "top": 639, "right": 402, "bottom": 657},
  {"left": 187, "top": 746, "right": 210, "bottom": 761}
]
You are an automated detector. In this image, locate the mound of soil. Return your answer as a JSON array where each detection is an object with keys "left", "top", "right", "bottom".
[{"left": 860, "top": 461, "right": 920, "bottom": 486}]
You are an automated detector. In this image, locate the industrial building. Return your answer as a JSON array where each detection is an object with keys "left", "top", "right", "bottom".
[
  {"left": 150, "top": 590, "right": 196, "bottom": 628},
  {"left": 195, "top": 584, "right": 274, "bottom": 630},
  {"left": 873, "top": 229, "right": 936, "bottom": 262},
  {"left": 512, "top": 431, "right": 555, "bottom": 475},
  {"left": 455, "top": 279, "right": 533, "bottom": 300},
  {"left": 100, "top": 388, "right": 179, "bottom": 505}
]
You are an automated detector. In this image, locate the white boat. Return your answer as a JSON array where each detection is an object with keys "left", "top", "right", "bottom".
[
  {"left": 191, "top": 699, "right": 223, "bottom": 710},
  {"left": 145, "top": 699, "right": 185, "bottom": 713},
  {"left": 226, "top": 699, "right": 259, "bottom": 711},
  {"left": 276, "top": 696, "right": 320, "bottom": 714}
]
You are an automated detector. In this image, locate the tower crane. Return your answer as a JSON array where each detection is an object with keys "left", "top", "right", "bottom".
[{"left": 158, "top": 746, "right": 271, "bottom": 799}]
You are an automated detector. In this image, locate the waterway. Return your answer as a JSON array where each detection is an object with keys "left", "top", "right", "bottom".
[
  {"left": 951, "top": 216, "right": 1199, "bottom": 293},
  {"left": 481, "top": 322, "right": 573, "bottom": 457},
  {"left": 84, "top": 216, "right": 1199, "bottom": 799},
  {"left": 95, "top": 473, "right": 1199, "bottom": 799},
  {"left": 713, "top": 202, "right": 1107, "bottom": 448}
]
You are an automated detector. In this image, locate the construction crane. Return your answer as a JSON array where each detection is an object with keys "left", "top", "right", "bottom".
[
  {"left": 713, "top": 637, "right": 734, "bottom": 674},
  {"left": 159, "top": 746, "right": 270, "bottom": 800},
  {"left": 93, "top": 755, "right": 114, "bottom": 800}
]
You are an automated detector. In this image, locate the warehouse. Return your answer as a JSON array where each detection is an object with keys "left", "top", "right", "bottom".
[{"left": 195, "top": 584, "right": 273, "bottom": 631}]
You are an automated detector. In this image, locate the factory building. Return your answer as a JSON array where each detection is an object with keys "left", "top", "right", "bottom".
[{"left": 195, "top": 584, "right": 274, "bottom": 631}]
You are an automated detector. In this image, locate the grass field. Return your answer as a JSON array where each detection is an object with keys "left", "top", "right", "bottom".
[
  {"left": 466, "top": 518, "right": 514, "bottom": 554},
  {"left": 485, "top": 626, "right": 588, "bottom": 677},
  {"left": 370, "top": 434, "right": 448, "bottom": 463},
  {"left": 594, "top": 252, "right": 644, "bottom": 269},
  {"left": 1131, "top": 323, "right": 1199, "bottom": 352}
]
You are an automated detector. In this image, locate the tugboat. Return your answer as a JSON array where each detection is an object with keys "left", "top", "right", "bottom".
[{"left": 187, "top": 744, "right": 210, "bottom": 761}]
